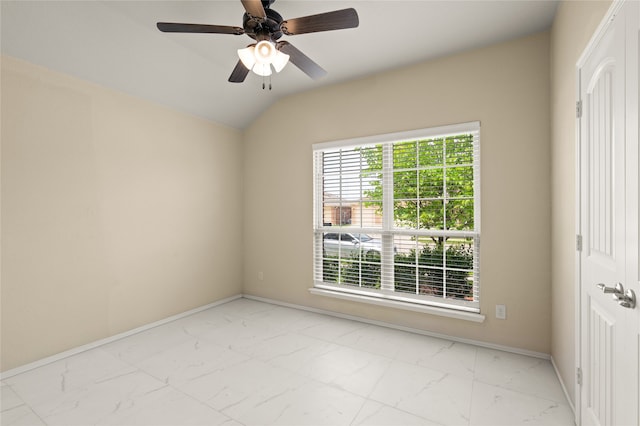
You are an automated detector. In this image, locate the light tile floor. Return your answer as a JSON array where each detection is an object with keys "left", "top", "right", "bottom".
[{"left": 1, "top": 298, "right": 574, "bottom": 426}]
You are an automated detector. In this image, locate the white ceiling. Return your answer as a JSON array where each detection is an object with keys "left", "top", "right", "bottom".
[{"left": 1, "top": 0, "right": 558, "bottom": 129}]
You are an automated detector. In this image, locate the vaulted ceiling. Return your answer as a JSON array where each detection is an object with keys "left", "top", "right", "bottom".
[{"left": 1, "top": 1, "right": 558, "bottom": 129}]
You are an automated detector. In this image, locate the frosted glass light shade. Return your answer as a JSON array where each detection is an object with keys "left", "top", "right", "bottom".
[
  {"left": 272, "top": 51, "right": 290, "bottom": 73},
  {"left": 254, "top": 40, "right": 276, "bottom": 64},
  {"left": 238, "top": 46, "right": 256, "bottom": 69},
  {"left": 252, "top": 63, "right": 272, "bottom": 77}
]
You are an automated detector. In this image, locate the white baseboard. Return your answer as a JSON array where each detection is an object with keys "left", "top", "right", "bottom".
[
  {"left": 243, "top": 294, "right": 551, "bottom": 360},
  {"left": 2, "top": 292, "right": 556, "bottom": 382},
  {"left": 0, "top": 294, "right": 242, "bottom": 380},
  {"left": 551, "top": 355, "right": 576, "bottom": 415}
]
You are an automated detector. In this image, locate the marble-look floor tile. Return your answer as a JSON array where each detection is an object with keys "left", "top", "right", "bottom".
[
  {"left": 229, "top": 328, "right": 323, "bottom": 362},
  {"left": 286, "top": 343, "right": 392, "bottom": 398},
  {"left": 1, "top": 382, "right": 46, "bottom": 425},
  {"left": 1, "top": 299, "right": 574, "bottom": 426},
  {"left": 1, "top": 382, "right": 25, "bottom": 412},
  {"left": 4, "top": 349, "right": 135, "bottom": 408},
  {"left": 394, "top": 334, "right": 478, "bottom": 379},
  {"left": 177, "top": 357, "right": 305, "bottom": 413},
  {"left": 222, "top": 378, "right": 365, "bottom": 425},
  {"left": 170, "top": 308, "right": 241, "bottom": 338},
  {"left": 369, "top": 360, "right": 473, "bottom": 425},
  {"left": 196, "top": 317, "right": 284, "bottom": 351},
  {"left": 134, "top": 338, "right": 250, "bottom": 388},
  {"left": 238, "top": 305, "right": 327, "bottom": 332},
  {"left": 0, "top": 404, "right": 46, "bottom": 426},
  {"left": 351, "top": 400, "right": 442, "bottom": 425},
  {"left": 33, "top": 369, "right": 168, "bottom": 425},
  {"left": 474, "top": 348, "right": 566, "bottom": 402},
  {"left": 98, "top": 388, "right": 238, "bottom": 426},
  {"left": 334, "top": 325, "right": 407, "bottom": 359},
  {"left": 296, "top": 315, "right": 369, "bottom": 342},
  {"left": 262, "top": 335, "right": 341, "bottom": 374},
  {"left": 101, "top": 323, "right": 195, "bottom": 365},
  {"left": 276, "top": 310, "right": 352, "bottom": 334},
  {"left": 469, "top": 381, "right": 574, "bottom": 425}
]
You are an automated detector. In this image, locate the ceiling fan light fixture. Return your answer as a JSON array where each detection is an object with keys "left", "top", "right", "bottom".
[
  {"left": 240, "top": 41, "right": 289, "bottom": 76},
  {"left": 272, "top": 50, "right": 290, "bottom": 73},
  {"left": 237, "top": 45, "right": 256, "bottom": 69}
]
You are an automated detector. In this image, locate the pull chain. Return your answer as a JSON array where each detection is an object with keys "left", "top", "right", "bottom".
[{"left": 261, "top": 73, "right": 273, "bottom": 91}]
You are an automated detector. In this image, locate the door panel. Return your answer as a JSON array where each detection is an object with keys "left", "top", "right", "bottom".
[
  {"left": 579, "top": 2, "right": 639, "bottom": 425},
  {"left": 580, "top": 10, "right": 625, "bottom": 426},
  {"left": 587, "top": 298, "right": 614, "bottom": 425},
  {"left": 587, "top": 63, "right": 614, "bottom": 260}
]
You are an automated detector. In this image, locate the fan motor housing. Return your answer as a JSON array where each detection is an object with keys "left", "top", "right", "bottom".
[{"left": 243, "top": 8, "right": 284, "bottom": 41}]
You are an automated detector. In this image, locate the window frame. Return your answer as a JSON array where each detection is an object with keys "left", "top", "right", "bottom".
[{"left": 312, "top": 122, "right": 481, "bottom": 314}]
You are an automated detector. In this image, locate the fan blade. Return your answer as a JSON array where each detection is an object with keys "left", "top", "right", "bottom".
[
  {"left": 229, "top": 60, "right": 250, "bottom": 83},
  {"left": 281, "top": 8, "right": 358, "bottom": 35},
  {"left": 277, "top": 41, "right": 327, "bottom": 80},
  {"left": 241, "top": 0, "right": 266, "bottom": 19},
  {"left": 157, "top": 22, "right": 244, "bottom": 35}
]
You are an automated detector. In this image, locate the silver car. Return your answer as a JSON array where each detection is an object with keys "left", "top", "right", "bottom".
[{"left": 323, "top": 233, "right": 384, "bottom": 257}]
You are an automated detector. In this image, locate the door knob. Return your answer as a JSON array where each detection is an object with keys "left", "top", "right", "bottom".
[
  {"left": 597, "top": 283, "right": 636, "bottom": 309},
  {"left": 597, "top": 282, "right": 624, "bottom": 295},
  {"left": 614, "top": 288, "right": 636, "bottom": 309}
]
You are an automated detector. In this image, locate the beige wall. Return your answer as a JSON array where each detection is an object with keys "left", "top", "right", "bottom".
[
  {"left": 243, "top": 32, "right": 552, "bottom": 353},
  {"left": 1, "top": 56, "right": 243, "bottom": 372},
  {"left": 549, "top": 0, "right": 612, "bottom": 407},
  {"left": 2, "top": 2, "right": 612, "bottom": 382}
]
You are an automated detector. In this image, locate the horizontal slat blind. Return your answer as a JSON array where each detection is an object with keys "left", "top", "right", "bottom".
[{"left": 313, "top": 122, "right": 480, "bottom": 313}]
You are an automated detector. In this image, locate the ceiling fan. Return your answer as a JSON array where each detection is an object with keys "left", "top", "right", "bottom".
[{"left": 157, "top": 0, "right": 359, "bottom": 85}]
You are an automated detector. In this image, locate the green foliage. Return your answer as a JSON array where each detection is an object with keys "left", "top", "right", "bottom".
[
  {"left": 394, "top": 244, "right": 474, "bottom": 299},
  {"left": 341, "top": 250, "right": 381, "bottom": 289},
  {"left": 322, "top": 250, "right": 381, "bottom": 289},
  {"left": 359, "top": 135, "right": 475, "bottom": 238},
  {"left": 323, "top": 256, "right": 340, "bottom": 283},
  {"left": 322, "top": 244, "right": 473, "bottom": 300}
]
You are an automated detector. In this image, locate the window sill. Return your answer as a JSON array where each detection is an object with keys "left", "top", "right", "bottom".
[{"left": 309, "top": 287, "right": 486, "bottom": 323}]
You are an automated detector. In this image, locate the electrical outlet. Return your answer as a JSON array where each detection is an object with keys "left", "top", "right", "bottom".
[
  {"left": 496, "top": 304, "right": 506, "bottom": 320},
  {"left": 258, "top": 271, "right": 264, "bottom": 281}
]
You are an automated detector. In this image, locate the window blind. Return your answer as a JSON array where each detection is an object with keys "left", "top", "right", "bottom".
[{"left": 313, "top": 122, "right": 480, "bottom": 313}]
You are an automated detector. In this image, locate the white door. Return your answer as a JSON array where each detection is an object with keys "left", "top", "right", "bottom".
[{"left": 578, "top": 1, "right": 639, "bottom": 425}]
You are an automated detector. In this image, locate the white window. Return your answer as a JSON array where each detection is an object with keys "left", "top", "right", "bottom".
[{"left": 313, "top": 122, "right": 480, "bottom": 313}]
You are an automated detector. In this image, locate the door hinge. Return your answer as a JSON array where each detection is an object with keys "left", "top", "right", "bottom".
[
  {"left": 576, "top": 235, "right": 583, "bottom": 251},
  {"left": 576, "top": 100, "right": 583, "bottom": 118},
  {"left": 577, "top": 367, "right": 583, "bottom": 386}
]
